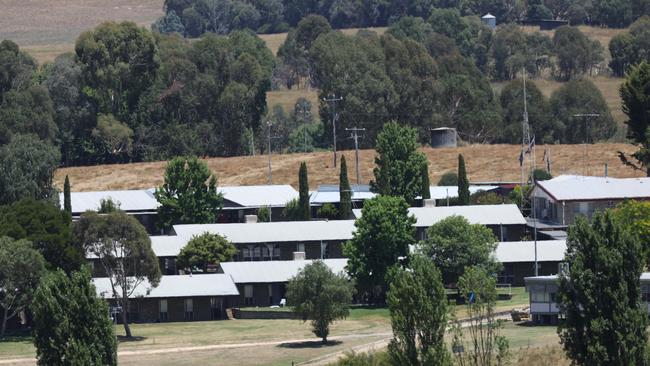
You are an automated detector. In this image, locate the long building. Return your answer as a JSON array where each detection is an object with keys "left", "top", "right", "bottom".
[
  {"left": 172, "top": 220, "right": 356, "bottom": 261},
  {"left": 93, "top": 274, "right": 239, "bottom": 323},
  {"left": 219, "top": 259, "right": 347, "bottom": 307}
]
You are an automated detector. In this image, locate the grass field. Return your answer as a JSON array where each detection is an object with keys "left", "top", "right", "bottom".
[{"left": 54, "top": 143, "right": 642, "bottom": 192}]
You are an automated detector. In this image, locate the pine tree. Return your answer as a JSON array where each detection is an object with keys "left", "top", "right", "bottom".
[
  {"left": 457, "top": 154, "right": 470, "bottom": 205},
  {"left": 339, "top": 156, "right": 352, "bottom": 219},
  {"left": 420, "top": 162, "right": 431, "bottom": 201},
  {"left": 63, "top": 175, "right": 71, "bottom": 214},
  {"left": 299, "top": 162, "right": 311, "bottom": 220}
]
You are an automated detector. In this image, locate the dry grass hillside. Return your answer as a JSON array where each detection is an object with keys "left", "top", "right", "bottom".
[
  {"left": 0, "top": 0, "right": 164, "bottom": 63},
  {"left": 54, "top": 143, "right": 643, "bottom": 191}
]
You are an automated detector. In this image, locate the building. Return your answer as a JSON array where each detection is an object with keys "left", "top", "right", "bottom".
[
  {"left": 309, "top": 184, "right": 376, "bottom": 215},
  {"left": 220, "top": 259, "right": 347, "bottom": 307},
  {"left": 93, "top": 274, "right": 239, "bottom": 323},
  {"left": 422, "top": 185, "right": 499, "bottom": 206},
  {"left": 532, "top": 175, "right": 650, "bottom": 225},
  {"left": 495, "top": 240, "right": 566, "bottom": 286},
  {"left": 172, "top": 220, "right": 356, "bottom": 261},
  {"left": 219, "top": 185, "right": 298, "bottom": 222},
  {"left": 62, "top": 189, "right": 160, "bottom": 233},
  {"left": 356, "top": 204, "right": 527, "bottom": 241},
  {"left": 525, "top": 273, "right": 650, "bottom": 324}
]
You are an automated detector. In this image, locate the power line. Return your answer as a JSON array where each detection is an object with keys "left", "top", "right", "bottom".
[
  {"left": 323, "top": 94, "right": 343, "bottom": 168},
  {"left": 345, "top": 127, "right": 365, "bottom": 185}
]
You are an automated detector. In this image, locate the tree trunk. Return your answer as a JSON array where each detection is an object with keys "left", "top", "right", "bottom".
[
  {"left": 121, "top": 300, "right": 132, "bottom": 338},
  {"left": 322, "top": 335, "right": 327, "bottom": 344},
  {"left": 0, "top": 309, "right": 8, "bottom": 339}
]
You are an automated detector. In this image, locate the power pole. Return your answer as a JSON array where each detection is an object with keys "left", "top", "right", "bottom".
[
  {"left": 323, "top": 94, "right": 343, "bottom": 167},
  {"left": 345, "top": 127, "right": 365, "bottom": 185},
  {"left": 266, "top": 121, "right": 281, "bottom": 185},
  {"left": 572, "top": 113, "right": 600, "bottom": 176}
]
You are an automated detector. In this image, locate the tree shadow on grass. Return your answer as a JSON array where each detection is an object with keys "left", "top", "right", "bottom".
[
  {"left": 0, "top": 335, "right": 32, "bottom": 344},
  {"left": 117, "top": 336, "right": 148, "bottom": 343},
  {"left": 277, "top": 340, "right": 343, "bottom": 349}
]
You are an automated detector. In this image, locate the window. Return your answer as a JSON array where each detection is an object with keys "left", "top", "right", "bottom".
[
  {"left": 321, "top": 242, "right": 329, "bottom": 259},
  {"left": 244, "top": 285, "right": 254, "bottom": 306},
  {"left": 642, "top": 286, "right": 650, "bottom": 302},
  {"left": 273, "top": 244, "right": 281, "bottom": 260},
  {"left": 159, "top": 299, "right": 168, "bottom": 321},
  {"left": 549, "top": 293, "right": 556, "bottom": 303},
  {"left": 242, "top": 247, "right": 251, "bottom": 260},
  {"left": 268, "top": 284, "right": 274, "bottom": 305},
  {"left": 530, "top": 286, "right": 549, "bottom": 302},
  {"left": 297, "top": 243, "right": 305, "bottom": 253},
  {"left": 253, "top": 246, "right": 261, "bottom": 261},
  {"left": 210, "top": 297, "right": 222, "bottom": 320},
  {"left": 184, "top": 299, "right": 193, "bottom": 320}
]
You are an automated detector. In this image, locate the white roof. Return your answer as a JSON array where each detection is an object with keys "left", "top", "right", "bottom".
[
  {"left": 221, "top": 259, "right": 348, "bottom": 283},
  {"left": 220, "top": 185, "right": 298, "bottom": 208},
  {"left": 92, "top": 274, "right": 239, "bottom": 298},
  {"left": 536, "top": 175, "right": 650, "bottom": 201},
  {"left": 482, "top": 13, "right": 496, "bottom": 18},
  {"left": 527, "top": 273, "right": 650, "bottom": 284},
  {"left": 173, "top": 220, "right": 357, "bottom": 244},
  {"left": 61, "top": 189, "right": 159, "bottom": 213},
  {"left": 310, "top": 185, "right": 376, "bottom": 204},
  {"left": 354, "top": 204, "right": 525, "bottom": 227},
  {"left": 495, "top": 240, "right": 566, "bottom": 263},
  {"left": 425, "top": 185, "right": 498, "bottom": 200},
  {"left": 150, "top": 236, "right": 185, "bottom": 257}
]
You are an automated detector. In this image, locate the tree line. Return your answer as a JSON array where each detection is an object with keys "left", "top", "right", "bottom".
[
  {"left": 0, "top": 14, "right": 647, "bottom": 172},
  {"left": 154, "top": 0, "right": 650, "bottom": 37}
]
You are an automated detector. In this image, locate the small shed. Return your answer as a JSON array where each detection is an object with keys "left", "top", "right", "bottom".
[
  {"left": 430, "top": 127, "right": 457, "bottom": 148},
  {"left": 482, "top": 13, "right": 496, "bottom": 29}
]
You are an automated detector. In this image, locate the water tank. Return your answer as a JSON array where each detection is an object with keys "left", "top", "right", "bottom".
[
  {"left": 482, "top": 13, "right": 496, "bottom": 30},
  {"left": 430, "top": 127, "right": 457, "bottom": 148}
]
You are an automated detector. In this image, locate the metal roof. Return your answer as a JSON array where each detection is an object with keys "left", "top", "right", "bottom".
[
  {"left": 220, "top": 185, "right": 298, "bottom": 208},
  {"left": 425, "top": 185, "right": 498, "bottom": 200},
  {"left": 354, "top": 204, "right": 526, "bottom": 227},
  {"left": 526, "top": 273, "right": 650, "bottom": 284},
  {"left": 150, "top": 236, "right": 185, "bottom": 257},
  {"left": 220, "top": 259, "right": 348, "bottom": 283},
  {"left": 495, "top": 240, "right": 566, "bottom": 263},
  {"left": 61, "top": 189, "right": 159, "bottom": 214},
  {"left": 173, "top": 220, "right": 357, "bottom": 244},
  {"left": 310, "top": 184, "right": 376, "bottom": 204},
  {"left": 535, "top": 175, "right": 650, "bottom": 201},
  {"left": 92, "top": 274, "right": 239, "bottom": 299}
]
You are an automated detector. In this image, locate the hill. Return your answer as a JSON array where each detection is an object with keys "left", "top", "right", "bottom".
[{"left": 54, "top": 143, "right": 643, "bottom": 191}]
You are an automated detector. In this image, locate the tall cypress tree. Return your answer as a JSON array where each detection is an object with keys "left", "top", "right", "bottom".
[
  {"left": 299, "top": 162, "right": 311, "bottom": 220},
  {"left": 339, "top": 156, "right": 352, "bottom": 219},
  {"left": 457, "top": 154, "right": 470, "bottom": 205},
  {"left": 63, "top": 175, "right": 72, "bottom": 214},
  {"left": 421, "top": 162, "right": 431, "bottom": 201}
]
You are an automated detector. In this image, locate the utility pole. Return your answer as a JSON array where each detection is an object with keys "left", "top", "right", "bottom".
[
  {"left": 346, "top": 127, "right": 365, "bottom": 185},
  {"left": 573, "top": 113, "right": 600, "bottom": 176},
  {"left": 323, "top": 94, "right": 343, "bottom": 167},
  {"left": 266, "top": 121, "right": 281, "bottom": 185},
  {"left": 267, "top": 121, "right": 272, "bottom": 185}
]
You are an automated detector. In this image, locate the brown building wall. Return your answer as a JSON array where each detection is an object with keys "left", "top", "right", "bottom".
[{"left": 108, "top": 296, "right": 232, "bottom": 323}]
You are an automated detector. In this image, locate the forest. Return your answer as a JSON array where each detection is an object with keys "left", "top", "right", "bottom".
[
  {"left": 154, "top": 0, "right": 650, "bottom": 36},
  {"left": 0, "top": 6, "right": 648, "bottom": 175}
]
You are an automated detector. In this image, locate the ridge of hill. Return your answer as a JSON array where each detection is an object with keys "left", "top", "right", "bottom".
[{"left": 54, "top": 143, "right": 643, "bottom": 192}]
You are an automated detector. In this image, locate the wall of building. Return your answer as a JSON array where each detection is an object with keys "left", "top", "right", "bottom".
[
  {"left": 108, "top": 296, "right": 232, "bottom": 323},
  {"left": 500, "top": 262, "right": 562, "bottom": 286},
  {"left": 230, "top": 283, "right": 287, "bottom": 307},
  {"left": 234, "top": 241, "right": 344, "bottom": 261}
]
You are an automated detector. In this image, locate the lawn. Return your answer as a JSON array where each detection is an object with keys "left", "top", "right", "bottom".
[{"left": 0, "top": 309, "right": 392, "bottom": 365}]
